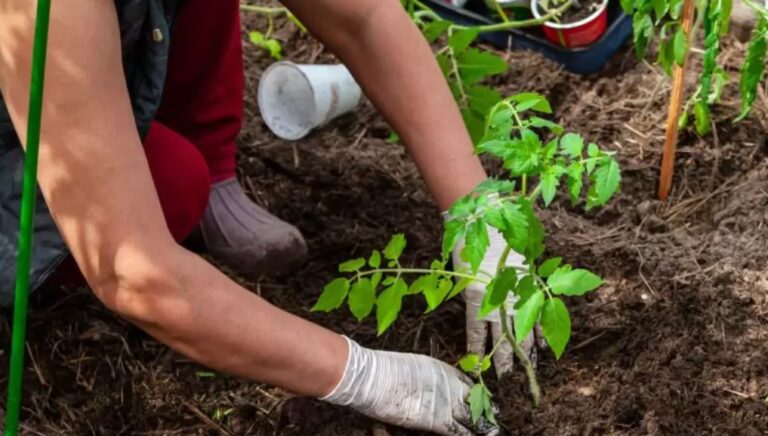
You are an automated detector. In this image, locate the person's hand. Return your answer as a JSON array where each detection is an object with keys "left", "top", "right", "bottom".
[
  {"left": 321, "top": 338, "right": 498, "bottom": 435},
  {"left": 453, "top": 226, "right": 542, "bottom": 376}
]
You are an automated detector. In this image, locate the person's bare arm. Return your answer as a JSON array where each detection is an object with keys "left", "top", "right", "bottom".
[
  {"left": 282, "top": 0, "right": 487, "bottom": 211},
  {"left": 0, "top": 0, "right": 346, "bottom": 397}
]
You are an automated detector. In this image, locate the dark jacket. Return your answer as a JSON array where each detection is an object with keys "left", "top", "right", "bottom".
[{"left": 0, "top": 0, "right": 184, "bottom": 306}]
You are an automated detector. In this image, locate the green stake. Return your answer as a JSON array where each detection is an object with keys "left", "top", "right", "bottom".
[{"left": 4, "top": 0, "right": 52, "bottom": 434}]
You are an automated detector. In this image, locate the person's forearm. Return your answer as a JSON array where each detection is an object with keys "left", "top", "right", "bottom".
[
  {"left": 284, "top": 0, "right": 487, "bottom": 210},
  {"left": 125, "top": 246, "right": 347, "bottom": 397}
]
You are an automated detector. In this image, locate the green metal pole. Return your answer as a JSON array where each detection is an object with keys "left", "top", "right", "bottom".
[{"left": 4, "top": 0, "right": 52, "bottom": 434}]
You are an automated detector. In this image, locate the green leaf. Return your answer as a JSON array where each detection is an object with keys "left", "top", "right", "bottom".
[
  {"left": 678, "top": 109, "right": 689, "bottom": 129},
  {"left": 339, "top": 258, "right": 366, "bottom": 273},
  {"left": 348, "top": 279, "right": 376, "bottom": 321},
  {"left": 530, "top": 116, "right": 564, "bottom": 135},
  {"left": 514, "top": 275, "right": 538, "bottom": 308},
  {"left": 503, "top": 129, "right": 542, "bottom": 176},
  {"left": 481, "top": 355, "right": 492, "bottom": 371},
  {"left": 384, "top": 234, "right": 407, "bottom": 260},
  {"left": 669, "top": 0, "right": 683, "bottom": 18},
  {"left": 468, "top": 384, "right": 486, "bottom": 424},
  {"left": 457, "top": 49, "right": 508, "bottom": 85},
  {"left": 479, "top": 268, "right": 518, "bottom": 319},
  {"left": 424, "top": 279, "right": 453, "bottom": 312},
  {"left": 693, "top": 100, "right": 711, "bottom": 135},
  {"left": 589, "top": 158, "right": 621, "bottom": 208},
  {"left": 461, "top": 220, "right": 490, "bottom": 274},
  {"left": 621, "top": 0, "right": 635, "bottom": 14},
  {"left": 449, "top": 27, "right": 480, "bottom": 54},
  {"left": 264, "top": 40, "right": 283, "bottom": 60},
  {"left": 519, "top": 199, "right": 545, "bottom": 261},
  {"left": 448, "top": 277, "right": 473, "bottom": 300},
  {"left": 422, "top": 19, "right": 452, "bottom": 42},
  {"left": 737, "top": 18, "right": 767, "bottom": 121},
  {"left": 312, "top": 278, "right": 350, "bottom": 312},
  {"left": 538, "top": 257, "right": 563, "bottom": 277},
  {"left": 514, "top": 290, "right": 545, "bottom": 343},
  {"left": 633, "top": 13, "right": 654, "bottom": 58},
  {"left": 500, "top": 202, "right": 529, "bottom": 254},
  {"left": 467, "top": 86, "right": 503, "bottom": 115},
  {"left": 376, "top": 278, "right": 407, "bottom": 334},
  {"left": 477, "top": 140, "right": 511, "bottom": 158},
  {"left": 653, "top": 0, "right": 669, "bottom": 21},
  {"left": 540, "top": 166, "right": 561, "bottom": 207},
  {"left": 409, "top": 274, "right": 437, "bottom": 295},
  {"left": 508, "top": 93, "right": 552, "bottom": 114},
  {"left": 483, "top": 107, "right": 515, "bottom": 141},
  {"left": 673, "top": 28, "right": 687, "bottom": 65},
  {"left": 459, "top": 354, "right": 480, "bottom": 372},
  {"left": 560, "top": 133, "right": 584, "bottom": 158},
  {"left": 249, "top": 31, "right": 264, "bottom": 44},
  {"left": 566, "top": 162, "right": 584, "bottom": 204},
  {"left": 442, "top": 219, "right": 466, "bottom": 258},
  {"left": 547, "top": 268, "right": 604, "bottom": 296},
  {"left": 474, "top": 178, "right": 516, "bottom": 194},
  {"left": 708, "top": 67, "right": 728, "bottom": 104},
  {"left": 540, "top": 298, "right": 571, "bottom": 359},
  {"left": 369, "top": 250, "right": 382, "bottom": 268}
]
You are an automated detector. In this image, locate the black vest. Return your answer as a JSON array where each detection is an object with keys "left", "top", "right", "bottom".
[{"left": 0, "top": 0, "right": 184, "bottom": 306}]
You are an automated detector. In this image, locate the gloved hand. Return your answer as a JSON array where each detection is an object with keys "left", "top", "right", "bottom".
[
  {"left": 453, "top": 226, "right": 540, "bottom": 376},
  {"left": 321, "top": 337, "right": 497, "bottom": 436}
]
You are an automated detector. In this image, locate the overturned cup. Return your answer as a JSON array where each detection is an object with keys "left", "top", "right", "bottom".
[{"left": 258, "top": 61, "right": 363, "bottom": 140}]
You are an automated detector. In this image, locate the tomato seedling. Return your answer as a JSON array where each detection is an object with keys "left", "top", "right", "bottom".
[{"left": 313, "top": 93, "right": 621, "bottom": 421}]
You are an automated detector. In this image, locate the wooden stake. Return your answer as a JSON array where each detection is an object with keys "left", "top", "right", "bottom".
[{"left": 658, "top": 0, "right": 697, "bottom": 200}]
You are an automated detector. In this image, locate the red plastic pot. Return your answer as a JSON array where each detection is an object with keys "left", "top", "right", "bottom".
[{"left": 531, "top": 0, "right": 609, "bottom": 48}]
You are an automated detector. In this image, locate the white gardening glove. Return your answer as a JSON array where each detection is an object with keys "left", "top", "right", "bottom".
[
  {"left": 321, "top": 337, "right": 498, "bottom": 436},
  {"left": 453, "top": 226, "right": 539, "bottom": 376}
]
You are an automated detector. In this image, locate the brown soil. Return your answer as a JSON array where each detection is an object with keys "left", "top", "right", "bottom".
[{"left": 2, "top": 9, "right": 768, "bottom": 436}]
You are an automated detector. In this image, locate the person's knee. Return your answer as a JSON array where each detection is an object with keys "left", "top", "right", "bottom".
[{"left": 144, "top": 123, "right": 211, "bottom": 242}]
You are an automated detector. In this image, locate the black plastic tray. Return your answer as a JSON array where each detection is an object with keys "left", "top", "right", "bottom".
[{"left": 422, "top": 0, "right": 632, "bottom": 74}]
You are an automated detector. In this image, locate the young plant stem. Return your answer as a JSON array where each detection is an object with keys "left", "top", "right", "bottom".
[
  {"left": 495, "top": 245, "right": 542, "bottom": 407},
  {"left": 491, "top": 0, "right": 512, "bottom": 22},
  {"left": 356, "top": 267, "right": 527, "bottom": 283},
  {"left": 463, "top": 0, "right": 574, "bottom": 32}
]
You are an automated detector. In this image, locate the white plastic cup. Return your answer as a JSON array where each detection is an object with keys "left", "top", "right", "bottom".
[{"left": 258, "top": 61, "right": 363, "bottom": 140}]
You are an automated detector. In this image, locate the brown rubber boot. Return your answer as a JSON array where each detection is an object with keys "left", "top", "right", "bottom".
[{"left": 201, "top": 178, "right": 308, "bottom": 277}]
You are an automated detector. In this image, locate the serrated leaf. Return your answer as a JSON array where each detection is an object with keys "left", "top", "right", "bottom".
[
  {"left": 504, "top": 129, "right": 542, "bottom": 176},
  {"left": 520, "top": 200, "right": 545, "bottom": 261},
  {"left": 653, "top": 0, "right": 669, "bottom": 21},
  {"left": 409, "top": 274, "right": 437, "bottom": 295},
  {"left": 538, "top": 257, "right": 563, "bottom": 277},
  {"left": 500, "top": 202, "right": 529, "bottom": 253},
  {"left": 449, "top": 27, "right": 480, "bottom": 54},
  {"left": 673, "top": 28, "right": 687, "bottom": 65},
  {"left": 422, "top": 19, "right": 451, "bottom": 42},
  {"left": 737, "top": 18, "right": 767, "bottom": 121},
  {"left": 458, "top": 49, "right": 508, "bottom": 85},
  {"left": 478, "top": 268, "right": 518, "bottom": 319},
  {"left": 560, "top": 133, "right": 584, "bottom": 158},
  {"left": 448, "top": 277, "right": 472, "bottom": 300},
  {"left": 477, "top": 139, "right": 511, "bottom": 158},
  {"left": 540, "top": 166, "right": 561, "bottom": 207},
  {"left": 461, "top": 220, "right": 490, "bottom": 274},
  {"left": 474, "top": 178, "right": 516, "bottom": 194},
  {"left": 590, "top": 158, "right": 621, "bottom": 207},
  {"left": 384, "top": 234, "right": 407, "bottom": 260},
  {"left": 312, "top": 278, "right": 350, "bottom": 312},
  {"left": 369, "top": 250, "right": 381, "bottom": 268},
  {"left": 547, "top": 268, "right": 604, "bottom": 296},
  {"left": 566, "top": 162, "right": 584, "bottom": 204},
  {"left": 508, "top": 93, "right": 552, "bottom": 113},
  {"left": 442, "top": 219, "right": 466, "bottom": 259},
  {"left": 514, "top": 290, "right": 545, "bottom": 343},
  {"left": 514, "top": 275, "right": 538, "bottom": 308},
  {"left": 459, "top": 354, "right": 480, "bottom": 372},
  {"left": 530, "top": 116, "right": 564, "bottom": 135},
  {"left": 339, "top": 258, "right": 366, "bottom": 272},
  {"left": 424, "top": 279, "right": 453, "bottom": 312},
  {"left": 376, "top": 278, "right": 407, "bottom": 335},
  {"left": 540, "top": 298, "right": 571, "bottom": 358},
  {"left": 348, "top": 279, "right": 375, "bottom": 321},
  {"left": 468, "top": 384, "right": 486, "bottom": 424}
]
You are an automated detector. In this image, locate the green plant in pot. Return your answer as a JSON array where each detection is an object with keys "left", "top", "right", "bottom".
[{"left": 531, "top": 0, "right": 611, "bottom": 47}]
